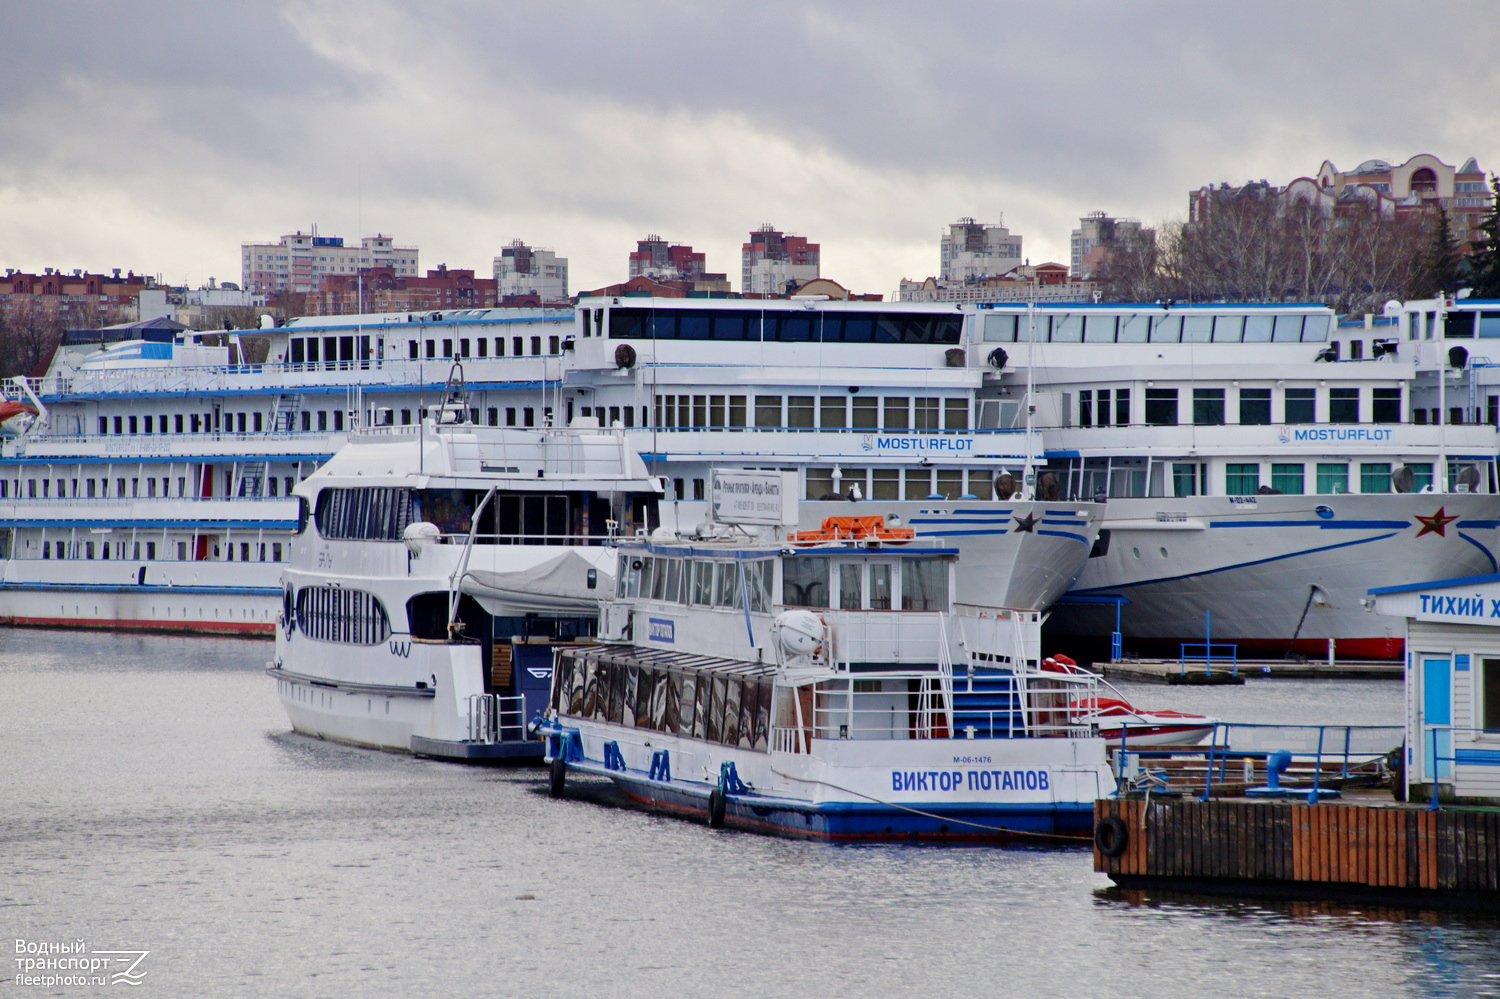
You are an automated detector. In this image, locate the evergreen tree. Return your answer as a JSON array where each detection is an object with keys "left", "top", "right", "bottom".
[
  {"left": 1422, "top": 204, "right": 1463, "bottom": 297},
  {"left": 1466, "top": 173, "right": 1500, "bottom": 300}
]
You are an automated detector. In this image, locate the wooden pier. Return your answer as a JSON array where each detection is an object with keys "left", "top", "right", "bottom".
[{"left": 1094, "top": 796, "right": 1500, "bottom": 909}]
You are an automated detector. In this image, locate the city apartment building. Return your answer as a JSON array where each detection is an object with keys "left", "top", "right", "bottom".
[
  {"left": 628, "top": 236, "right": 725, "bottom": 284},
  {"left": 241, "top": 230, "right": 418, "bottom": 295},
  {"left": 940, "top": 217, "right": 1023, "bottom": 282},
  {"left": 741, "top": 225, "right": 820, "bottom": 295},
  {"left": 1070, "top": 213, "right": 1147, "bottom": 280},
  {"left": 493, "top": 240, "right": 569, "bottom": 305}
]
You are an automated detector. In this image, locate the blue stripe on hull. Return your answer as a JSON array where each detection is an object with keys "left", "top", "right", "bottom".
[{"left": 609, "top": 775, "right": 1093, "bottom": 842}]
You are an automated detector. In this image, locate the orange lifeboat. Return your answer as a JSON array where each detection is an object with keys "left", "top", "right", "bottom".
[
  {"left": 787, "top": 515, "right": 915, "bottom": 546},
  {"left": 0, "top": 401, "right": 37, "bottom": 437}
]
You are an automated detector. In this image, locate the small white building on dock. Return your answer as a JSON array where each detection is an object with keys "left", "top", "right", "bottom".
[{"left": 1371, "top": 574, "right": 1500, "bottom": 804}]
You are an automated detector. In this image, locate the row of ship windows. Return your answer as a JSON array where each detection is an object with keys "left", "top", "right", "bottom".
[
  {"left": 553, "top": 651, "right": 776, "bottom": 752},
  {"left": 652, "top": 393, "right": 971, "bottom": 432},
  {"left": 583, "top": 308, "right": 965, "bottom": 345},
  {"left": 1075, "top": 460, "right": 1469, "bottom": 498},
  {"left": 295, "top": 586, "right": 390, "bottom": 645},
  {"left": 286, "top": 333, "right": 567, "bottom": 365},
  {"left": 1079, "top": 387, "right": 1404, "bottom": 427},
  {"left": 982, "top": 312, "right": 1333, "bottom": 344},
  {"left": 34, "top": 540, "right": 284, "bottom": 561},
  {"left": 96, "top": 411, "right": 347, "bottom": 434},
  {"left": 403, "top": 334, "right": 561, "bottom": 360},
  {"left": 1, "top": 473, "right": 300, "bottom": 500},
  {"left": 655, "top": 468, "right": 1013, "bottom": 504}
]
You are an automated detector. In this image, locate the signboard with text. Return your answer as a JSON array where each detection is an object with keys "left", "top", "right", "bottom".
[{"left": 710, "top": 469, "right": 798, "bottom": 527}]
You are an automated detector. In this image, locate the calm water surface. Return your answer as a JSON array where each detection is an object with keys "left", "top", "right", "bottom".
[{"left": 3, "top": 629, "right": 1497, "bottom": 998}]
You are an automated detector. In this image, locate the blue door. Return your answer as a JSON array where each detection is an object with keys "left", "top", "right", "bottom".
[{"left": 1421, "top": 656, "right": 1452, "bottom": 781}]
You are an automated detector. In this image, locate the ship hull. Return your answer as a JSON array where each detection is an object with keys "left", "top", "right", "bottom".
[{"left": 1045, "top": 493, "right": 1500, "bottom": 659}]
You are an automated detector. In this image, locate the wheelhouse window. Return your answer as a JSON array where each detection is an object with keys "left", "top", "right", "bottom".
[
  {"left": 1239, "top": 388, "right": 1271, "bottom": 425},
  {"left": 783, "top": 556, "right": 829, "bottom": 607},
  {"left": 1372, "top": 388, "right": 1401, "bottom": 423},
  {"left": 900, "top": 559, "right": 950, "bottom": 611},
  {"left": 1145, "top": 388, "right": 1178, "bottom": 426},
  {"left": 1284, "top": 388, "right": 1315, "bottom": 424},
  {"left": 1329, "top": 387, "right": 1359, "bottom": 423},
  {"left": 1192, "top": 388, "right": 1225, "bottom": 426}
]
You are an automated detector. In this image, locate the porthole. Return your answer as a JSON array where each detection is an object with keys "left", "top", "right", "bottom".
[
  {"left": 1131, "top": 547, "right": 1141, "bottom": 559},
  {"left": 1159, "top": 547, "right": 1168, "bottom": 558}
]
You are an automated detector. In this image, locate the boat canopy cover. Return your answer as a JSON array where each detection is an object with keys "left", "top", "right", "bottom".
[{"left": 462, "top": 549, "right": 614, "bottom": 613}]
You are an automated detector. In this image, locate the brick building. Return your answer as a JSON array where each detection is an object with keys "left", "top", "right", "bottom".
[{"left": 307, "top": 264, "right": 497, "bottom": 315}]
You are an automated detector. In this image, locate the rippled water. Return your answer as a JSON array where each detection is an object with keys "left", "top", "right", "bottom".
[{"left": 3, "top": 629, "right": 1497, "bottom": 998}]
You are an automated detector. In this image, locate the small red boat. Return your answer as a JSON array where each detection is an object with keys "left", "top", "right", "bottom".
[{"left": 1042, "top": 654, "right": 1218, "bottom": 746}]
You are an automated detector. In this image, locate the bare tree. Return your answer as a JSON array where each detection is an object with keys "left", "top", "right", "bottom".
[
  {"left": 0, "top": 298, "right": 66, "bottom": 378},
  {"left": 1104, "top": 187, "right": 1435, "bottom": 311},
  {"left": 200, "top": 304, "right": 268, "bottom": 332}
]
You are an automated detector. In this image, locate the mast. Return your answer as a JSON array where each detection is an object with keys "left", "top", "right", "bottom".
[{"left": 1022, "top": 299, "right": 1037, "bottom": 499}]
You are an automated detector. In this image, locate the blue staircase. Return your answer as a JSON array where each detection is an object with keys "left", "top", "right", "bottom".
[{"left": 950, "top": 668, "right": 1024, "bottom": 739}]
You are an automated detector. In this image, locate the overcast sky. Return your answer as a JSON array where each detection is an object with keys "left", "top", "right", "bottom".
[{"left": 2, "top": 1, "right": 1496, "bottom": 298}]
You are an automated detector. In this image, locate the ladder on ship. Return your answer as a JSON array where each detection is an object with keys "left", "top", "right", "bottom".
[
  {"left": 270, "top": 393, "right": 302, "bottom": 433},
  {"left": 235, "top": 460, "right": 267, "bottom": 497}
]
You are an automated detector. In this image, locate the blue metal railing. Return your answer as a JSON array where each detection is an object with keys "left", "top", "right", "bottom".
[
  {"left": 1177, "top": 642, "right": 1239, "bottom": 677},
  {"left": 1112, "top": 721, "right": 1403, "bottom": 800},
  {"left": 1418, "top": 724, "right": 1500, "bottom": 811}
]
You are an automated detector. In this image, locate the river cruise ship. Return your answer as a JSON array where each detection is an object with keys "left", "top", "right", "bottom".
[
  {"left": 534, "top": 521, "right": 1112, "bottom": 840},
  {"left": 0, "top": 299, "right": 1102, "bottom": 634},
  {"left": 968, "top": 301, "right": 1500, "bottom": 658}
]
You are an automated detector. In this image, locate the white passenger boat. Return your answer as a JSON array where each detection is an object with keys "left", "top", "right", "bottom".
[
  {"left": 265, "top": 404, "right": 662, "bottom": 758},
  {"left": 967, "top": 302, "right": 1500, "bottom": 659},
  {"left": 534, "top": 521, "right": 1113, "bottom": 841}
]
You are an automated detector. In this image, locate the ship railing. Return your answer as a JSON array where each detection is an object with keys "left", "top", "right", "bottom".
[
  {"left": 440, "top": 530, "right": 607, "bottom": 547},
  {"left": 1113, "top": 722, "right": 1403, "bottom": 799},
  {"left": 467, "top": 693, "right": 529, "bottom": 744},
  {"left": 33, "top": 356, "right": 563, "bottom": 400},
  {"left": 13, "top": 429, "right": 343, "bottom": 451},
  {"left": 799, "top": 669, "right": 955, "bottom": 742},
  {"left": 823, "top": 610, "right": 949, "bottom": 666}
]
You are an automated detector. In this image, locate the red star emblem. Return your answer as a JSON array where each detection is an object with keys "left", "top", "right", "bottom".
[{"left": 1414, "top": 507, "right": 1459, "bottom": 538}]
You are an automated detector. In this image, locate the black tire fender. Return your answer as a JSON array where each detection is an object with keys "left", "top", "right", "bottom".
[
  {"left": 707, "top": 788, "right": 726, "bottom": 829},
  {"left": 549, "top": 755, "right": 567, "bottom": 798},
  {"left": 1095, "top": 815, "right": 1128, "bottom": 857}
]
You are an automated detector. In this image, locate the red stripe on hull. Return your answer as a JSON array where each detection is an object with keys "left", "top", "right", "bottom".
[
  {"left": 1229, "top": 636, "right": 1405, "bottom": 661},
  {"left": 0, "top": 615, "right": 274, "bottom": 638}
]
